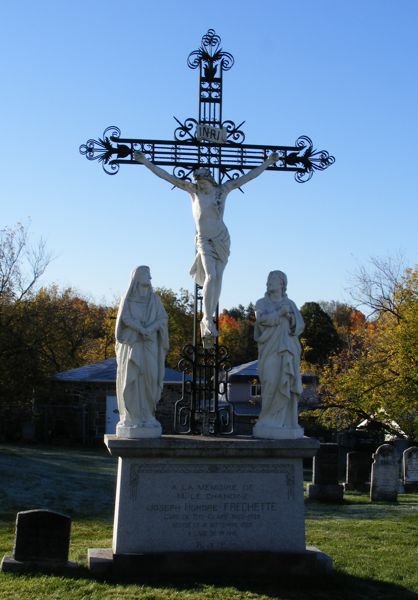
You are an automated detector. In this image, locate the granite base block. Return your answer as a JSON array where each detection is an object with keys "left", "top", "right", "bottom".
[
  {"left": 99, "top": 435, "right": 332, "bottom": 578},
  {"left": 88, "top": 548, "right": 113, "bottom": 578},
  {"left": 88, "top": 547, "right": 332, "bottom": 578},
  {"left": 106, "top": 435, "right": 320, "bottom": 555},
  {"left": 1, "top": 555, "right": 78, "bottom": 575}
]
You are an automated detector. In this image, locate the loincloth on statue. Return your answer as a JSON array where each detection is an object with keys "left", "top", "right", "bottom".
[{"left": 189, "top": 230, "right": 230, "bottom": 286}]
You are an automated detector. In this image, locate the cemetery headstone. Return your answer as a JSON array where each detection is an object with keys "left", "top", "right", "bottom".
[
  {"left": 403, "top": 446, "right": 418, "bottom": 492},
  {"left": 1, "top": 509, "right": 76, "bottom": 574},
  {"left": 344, "top": 451, "right": 372, "bottom": 492},
  {"left": 370, "top": 444, "right": 399, "bottom": 502},
  {"left": 307, "top": 443, "right": 344, "bottom": 502}
]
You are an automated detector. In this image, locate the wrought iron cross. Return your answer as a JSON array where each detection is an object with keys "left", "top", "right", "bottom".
[
  {"left": 80, "top": 29, "right": 334, "bottom": 436},
  {"left": 80, "top": 29, "right": 334, "bottom": 184}
]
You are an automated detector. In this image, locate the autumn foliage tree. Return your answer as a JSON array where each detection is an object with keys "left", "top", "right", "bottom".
[
  {"left": 319, "top": 263, "right": 418, "bottom": 440},
  {"left": 154, "top": 287, "right": 194, "bottom": 368},
  {"left": 0, "top": 223, "right": 120, "bottom": 438},
  {"left": 0, "top": 284, "right": 117, "bottom": 436},
  {"left": 26, "top": 286, "right": 116, "bottom": 372},
  {"left": 320, "top": 301, "right": 366, "bottom": 349},
  {"left": 300, "top": 302, "right": 342, "bottom": 367},
  {"left": 0, "top": 223, "right": 53, "bottom": 436},
  {"left": 219, "top": 303, "right": 257, "bottom": 366}
]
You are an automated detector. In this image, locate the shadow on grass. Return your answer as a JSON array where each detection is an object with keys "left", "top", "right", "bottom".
[
  {"left": 0, "top": 444, "right": 117, "bottom": 521},
  {"left": 6, "top": 564, "right": 418, "bottom": 600},
  {"left": 305, "top": 494, "right": 418, "bottom": 520}
]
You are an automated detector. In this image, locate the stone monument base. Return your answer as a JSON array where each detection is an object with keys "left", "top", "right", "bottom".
[
  {"left": 88, "top": 546, "right": 332, "bottom": 579},
  {"left": 116, "top": 420, "right": 162, "bottom": 439},
  {"left": 1, "top": 556, "right": 78, "bottom": 575},
  {"left": 92, "top": 435, "right": 332, "bottom": 578},
  {"left": 253, "top": 422, "right": 304, "bottom": 440}
]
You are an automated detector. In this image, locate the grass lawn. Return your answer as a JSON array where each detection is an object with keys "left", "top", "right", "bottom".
[{"left": 0, "top": 444, "right": 417, "bottom": 600}]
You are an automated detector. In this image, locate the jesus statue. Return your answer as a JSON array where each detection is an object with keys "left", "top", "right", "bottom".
[{"left": 133, "top": 151, "right": 279, "bottom": 344}]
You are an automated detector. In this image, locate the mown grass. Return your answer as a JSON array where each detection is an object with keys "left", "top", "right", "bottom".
[{"left": 0, "top": 444, "right": 417, "bottom": 600}]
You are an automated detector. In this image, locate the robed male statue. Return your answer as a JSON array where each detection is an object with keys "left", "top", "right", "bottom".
[{"left": 253, "top": 270, "right": 305, "bottom": 440}]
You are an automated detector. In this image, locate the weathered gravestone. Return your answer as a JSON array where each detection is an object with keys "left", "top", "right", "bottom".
[
  {"left": 1, "top": 509, "right": 76, "bottom": 573},
  {"left": 344, "top": 451, "right": 372, "bottom": 492},
  {"left": 370, "top": 444, "right": 399, "bottom": 502},
  {"left": 307, "top": 443, "right": 344, "bottom": 503},
  {"left": 403, "top": 446, "right": 418, "bottom": 492}
]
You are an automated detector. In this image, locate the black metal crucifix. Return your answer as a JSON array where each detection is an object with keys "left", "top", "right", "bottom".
[
  {"left": 80, "top": 29, "right": 334, "bottom": 183},
  {"left": 80, "top": 29, "right": 334, "bottom": 436}
]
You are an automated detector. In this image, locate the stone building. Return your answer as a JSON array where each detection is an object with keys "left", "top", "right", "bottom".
[
  {"left": 225, "top": 360, "right": 320, "bottom": 435},
  {"left": 42, "top": 357, "right": 320, "bottom": 443},
  {"left": 42, "top": 358, "right": 184, "bottom": 444}
]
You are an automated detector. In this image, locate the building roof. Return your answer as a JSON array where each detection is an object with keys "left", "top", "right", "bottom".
[
  {"left": 227, "top": 360, "right": 319, "bottom": 408},
  {"left": 228, "top": 360, "right": 318, "bottom": 384},
  {"left": 228, "top": 360, "right": 258, "bottom": 380},
  {"left": 55, "top": 358, "right": 185, "bottom": 384}
]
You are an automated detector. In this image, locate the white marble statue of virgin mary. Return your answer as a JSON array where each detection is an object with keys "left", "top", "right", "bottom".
[{"left": 115, "top": 266, "right": 169, "bottom": 438}]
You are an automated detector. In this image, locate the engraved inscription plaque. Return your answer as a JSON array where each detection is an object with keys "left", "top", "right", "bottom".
[{"left": 114, "top": 459, "right": 305, "bottom": 554}]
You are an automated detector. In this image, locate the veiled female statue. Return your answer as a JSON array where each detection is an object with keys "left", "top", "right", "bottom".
[
  {"left": 253, "top": 270, "right": 305, "bottom": 440},
  {"left": 115, "top": 266, "right": 169, "bottom": 438}
]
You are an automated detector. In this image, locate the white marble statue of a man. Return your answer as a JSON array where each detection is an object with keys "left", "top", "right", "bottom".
[
  {"left": 133, "top": 151, "right": 279, "bottom": 344},
  {"left": 115, "top": 266, "right": 169, "bottom": 439},
  {"left": 253, "top": 270, "right": 305, "bottom": 440}
]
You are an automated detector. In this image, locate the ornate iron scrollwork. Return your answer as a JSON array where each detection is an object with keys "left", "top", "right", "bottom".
[
  {"left": 80, "top": 127, "right": 333, "bottom": 183},
  {"left": 173, "top": 166, "right": 194, "bottom": 182},
  {"left": 175, "top": 342, "right": 233, "bottom": 435},
  {"left": 286, "top": 136, "right": 336, "bottom": 183},
  {"left": 173, "top": 117, "right": 198, "bottom": 142},
  {"left": 187, "top": 28, "right": 234, "bottom": 75},
  {"left": 79, "top": 126, "right": 131, "bottom": 175},
  {"left": 219, "top": 167, "right": 244, "bottom": 186},
  {"left": 222, "top": 120, "right": 246, "bottom": 144}
]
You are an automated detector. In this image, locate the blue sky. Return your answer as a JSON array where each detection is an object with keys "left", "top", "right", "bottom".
[{"left": 1, "top": 1, "right": 417, "bottom": 310}]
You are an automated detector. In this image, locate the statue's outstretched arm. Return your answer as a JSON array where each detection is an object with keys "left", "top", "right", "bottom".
[
  {"left": 133, "top": 152, "right": 193, "bottom": 192},
  {"left": 223, "top": 152, "right": 279, "bottom": 191}
]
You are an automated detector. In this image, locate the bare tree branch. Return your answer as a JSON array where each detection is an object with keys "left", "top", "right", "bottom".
[
  {"left": 0, "top": 223, "right": 52, "bottom": 302},
  {"left": 348, "top": 254, "right": 406, "bottom": 320}
]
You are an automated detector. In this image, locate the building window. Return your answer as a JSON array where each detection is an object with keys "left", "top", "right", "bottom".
[{"left": 250, "top": 383, "right": 261, "bottom": 398}]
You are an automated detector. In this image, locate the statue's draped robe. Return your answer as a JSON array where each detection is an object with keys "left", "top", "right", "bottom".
[
  {"left": 254, "top": 294, "right": 304, "bottom": 428},
  {"left": 115, "top": 288, "right": 168, "bottom": 427}
]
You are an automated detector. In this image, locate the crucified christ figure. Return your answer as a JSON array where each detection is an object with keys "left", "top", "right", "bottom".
[{"left": 133, "top": 151, "right": 279, "bottom": 344}]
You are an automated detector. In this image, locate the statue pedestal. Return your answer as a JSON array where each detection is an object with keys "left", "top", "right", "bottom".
[
  {"left": 89, "top": 435, "right": 332, "bottom": 578},
  {"left": 253, "top": 422, "right": 304, "bottom": 440},
  {"left": 116, "top": 421, "right": 162, "bottom": 439}
]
